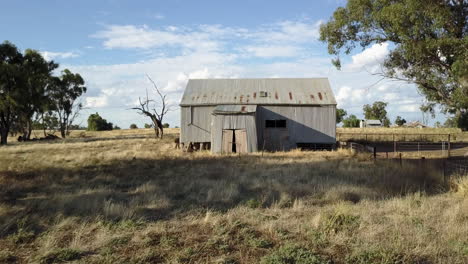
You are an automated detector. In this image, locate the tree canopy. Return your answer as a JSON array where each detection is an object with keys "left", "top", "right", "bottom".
[
  {"left": 0, "top": 41, "right": 86, "bottom": 144},
  {"left": 87, "top": 113, "right": 113, "bottom": 131},
  {"left": 343, "top": 114, "right": 361, "bottom": 127},
  {"left": 320, "top": 0, "right": 468, "bottom": 129},
  {"left": 336, "top": 108, "right": 347, "bottom": 124},
  {"left": 395, "top": 116, "right": 407, "bottom": 126},
  {"left": 363, "top": 101, "right": 391, "bottom": 127}
]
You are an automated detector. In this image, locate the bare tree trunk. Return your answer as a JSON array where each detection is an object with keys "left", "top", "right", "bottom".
[
  {"left": 26, "top": 119, "right": 32, "bottom": 140},
  {"left": 60, "top": 122, "right": 66, "bottom": 138},
  {"left": 0, "top": 127, "right": 8, "bottom": 145},
  {"left": 42, "top": 113, "right": 47, "bottom": 137},
  {"left": 159, "top": 124, "right": 164, "bottom": 139},
  {"left": 153, "top": 126, "right": 159, "bottom": 138}
]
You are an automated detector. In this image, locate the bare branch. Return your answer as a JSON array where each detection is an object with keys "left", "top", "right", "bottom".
[{"left": 129, "top": 74, "right": 171, "bottom": 138}]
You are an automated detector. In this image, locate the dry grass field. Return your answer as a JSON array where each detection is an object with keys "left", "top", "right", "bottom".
[{"left": 1, "top": 128, "right": 468, "bottom": 263}]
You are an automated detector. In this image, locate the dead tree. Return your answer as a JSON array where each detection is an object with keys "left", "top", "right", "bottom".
[{"left": 131, "top": 75, "right": 169, "bottom": 139}]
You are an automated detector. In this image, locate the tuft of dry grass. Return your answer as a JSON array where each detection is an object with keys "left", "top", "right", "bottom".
[{"left": 0, "top": 129, "right": 466, "bottom": 263}]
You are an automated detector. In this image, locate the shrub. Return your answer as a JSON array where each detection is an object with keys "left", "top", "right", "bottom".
[
  {"left": 323, "top": 212, "right": 360, "bottom": 233},
  {"left": 245, "top": 198, "right": 261, "bottom": 208},
  {"left": 144, "top": 123, "right": 153, "bottom": 128},
  {"left": 87, "top": 113, "right": 113, "bottom": 131},
  {"left": 130, "top": 124, "right": 138, "bottom": 129},
  {"left": 163, "top": 123, "right": 170, "bottom": 128},
  {"left": 261, "top": 244, "right": 330, "bottom": 264}
]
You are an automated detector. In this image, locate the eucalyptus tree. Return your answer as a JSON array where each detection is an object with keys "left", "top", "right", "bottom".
[
  {"left": 0, "top": 41, "right": 23, "bottom": 145},
  {"left": 49, "top": 69, "right": 87, "bottom": 138},
  {"left": 320, "top": 0, "right": 468, "bottom": 129},
  {"left": 18, "top": 49, "right": 58, "bottom": 139}
]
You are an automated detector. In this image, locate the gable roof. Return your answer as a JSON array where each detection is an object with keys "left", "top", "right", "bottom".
[
  {"left": 180, "top": 78, "right": 337, "bottom": 106},
  {"left": 364, "top": 119, "right": 382, "bottom": 125}
]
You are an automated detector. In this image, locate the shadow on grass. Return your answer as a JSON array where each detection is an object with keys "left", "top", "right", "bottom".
[{"left": 0, "top": 153, "right": 447, "bottom": 237}]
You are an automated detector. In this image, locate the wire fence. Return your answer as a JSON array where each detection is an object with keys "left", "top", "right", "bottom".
[
  {"left": 343, "top": 141, "right": 468, "bottom": 180},
  {"left": 444, "top": 159, "right": 468, "bottom": 177}
]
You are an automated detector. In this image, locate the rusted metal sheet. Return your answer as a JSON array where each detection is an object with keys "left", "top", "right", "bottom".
[
  {"left": 212, "top": 105, "right": 257, "bottom": 114},
  {"left": 180, "top": 78, "right": 337, "bottom": 106}
]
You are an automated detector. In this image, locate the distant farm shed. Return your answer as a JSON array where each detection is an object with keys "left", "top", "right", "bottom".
[
  {"left": 360, "top": 119, "right": 382, "bottom": 128},
  {"left": 180, "top": 78, "right": 337, "bottom": 153}
]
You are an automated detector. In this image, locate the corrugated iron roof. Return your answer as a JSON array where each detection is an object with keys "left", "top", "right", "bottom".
[
  {"left": 180, "top": 78, "right": 337, "bottom": 106},
  {"left": 364, "top": 120, "right": 382, "bottom": 125},
  {"left": 213, "top": 105, "right": 257, "bottom": 114}
]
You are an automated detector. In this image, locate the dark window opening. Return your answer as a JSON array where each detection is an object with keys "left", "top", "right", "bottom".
[
  {"left": 265, "top": 119, "right": 287, "bottom": 128},
  {"left": 276, "top": 120, "right": 286, "bottom": 128},
  {"left": 265, "top": 120, "right": 276, "bottom": 128}
]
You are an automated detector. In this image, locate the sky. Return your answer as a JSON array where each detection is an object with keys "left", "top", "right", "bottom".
[{"left": 0, "top": 0, "right": 447, "bottom": 128}]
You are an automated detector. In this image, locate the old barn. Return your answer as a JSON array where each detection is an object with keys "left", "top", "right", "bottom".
[{"left": 180, "top": 78, "right": 337, "bottom": 153}]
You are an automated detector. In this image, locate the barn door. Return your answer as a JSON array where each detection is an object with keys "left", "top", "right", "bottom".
[
  {"left": 222, "top": 129, "right": 234, "bottom": 153},
  {"left": 234, "top": 129, "right": 247, "bottom": 153}
]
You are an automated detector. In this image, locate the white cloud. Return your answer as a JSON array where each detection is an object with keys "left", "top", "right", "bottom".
[
  {"left": 398, "top": 104, "right": 420, "bottom": 113},
  {"left": 91, "top": 20, "right": 322, "bottom": 54},
  {"left": 85, "top": 95, "right": 109, "bottom": 108},
  {"left": 92, "top": 24, "right": 220, "bottom": 51},
  {"left": 71, "top": 20, "right": 441, "bottom": 127},
  {"left": 153, "top": 13, "right": 165, "bottom": 20},
  {"left": 243, "top": 45, "right": 301, "bottom": 58},
  {"left": 345, "top": 42, "right": 389, "bottom": 72},
  {"left": 40, "top": 51, "right": 79, "bottom": 61}
]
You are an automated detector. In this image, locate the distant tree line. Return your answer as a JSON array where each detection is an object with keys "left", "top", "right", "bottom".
[
  {"left": 337, "top": 100, "right": 461, "bottom": 128},
  {"left": 0, "top": 41, "right": 86, "bottom": 144},
  {"left": 337, "top": 101, "right": 391, "bottom": 127}
]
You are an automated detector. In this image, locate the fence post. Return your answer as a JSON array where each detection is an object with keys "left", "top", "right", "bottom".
[
  {"left": 373, "top": 147, "right": 376, "bottom": 160},
  {"left": 399, "top": 153, "right": 402, "bottom": 167}
]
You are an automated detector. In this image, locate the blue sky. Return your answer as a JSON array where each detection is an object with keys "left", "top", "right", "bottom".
[{"left": 1, "top": 0, "right": 445, "bottom": 128}]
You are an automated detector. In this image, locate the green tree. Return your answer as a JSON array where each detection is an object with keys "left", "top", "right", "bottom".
[
  {"left": 144, "top": 123, "right": 153, "bottom": 128},
  {"left": 50, "top": 69, "right": 87, "bottom": 138},
  {"left": 18, "top": 49, "right": 58, "bottom": 140},
  {"left": 320, "top": 0, "right": 468, "bottom": 129},
  {"left": 32, "top": 113, "right": 59, "bottom": 136},
  {"left": 336, "top": 108, "right": 347, "bottom": 124},
  {"left": 444, "top": 116, "right": 458, "bottom": 128},
  {"left": 395, "top": 116, "right": 407, "bottom": 126},
  {"left": 363, "top": 101, "right": 390, "bottom": 127},
  {"left": 0, "top": 41, "right": 23, "bottom": 145},
  {"left": 343, "top": 114, "right": 360, "bottom": 127},
  {"left": 163, "top": 123, "right": 170, "bottom": 128},
  {"left": 130, "top": 124, "right": 138, "bottom": 129},
  {"left": 87, "top": 113, "right": 113, "bottom": 131}
]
